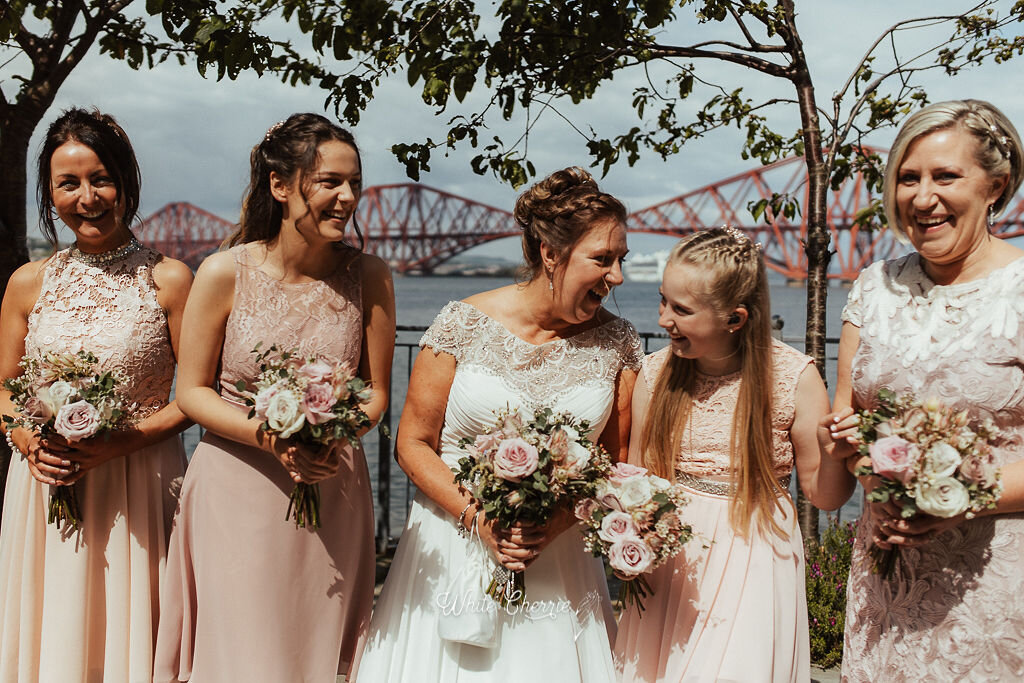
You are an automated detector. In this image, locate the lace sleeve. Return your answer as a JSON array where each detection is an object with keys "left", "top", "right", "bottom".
[
  {"left": 618, "top": 319, "right": 645, "bottom": 371},
  {"left": 419, "top": 301, "right": 481, "bottom": 361},
  {"left": 841, "top": 265, "right": 872, "bottom": 327}
]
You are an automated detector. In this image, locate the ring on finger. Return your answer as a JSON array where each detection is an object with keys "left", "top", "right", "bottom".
[{"left": 73, "top": 462, "right": 81, "bottom": 473}]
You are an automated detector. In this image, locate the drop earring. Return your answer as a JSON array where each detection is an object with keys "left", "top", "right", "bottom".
[{"left": 987, "top": 204, "right": 996, "bottom": 229}]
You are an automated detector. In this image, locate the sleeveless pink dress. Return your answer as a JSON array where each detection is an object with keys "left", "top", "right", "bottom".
[
  {"left": 0, "top": 244, "right": 187, "bottom": 682},
  {"left": 615, "top": 339, "right": 814, "bottom": 682},
  {"left": 153, "top": 244, "right": 375, "bottom": 682},
  {"left": 841, "top": 254, "right": 1024, "bottom": 682}
]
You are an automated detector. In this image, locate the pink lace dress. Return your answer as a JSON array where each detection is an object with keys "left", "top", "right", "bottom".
[
  {"left": 153, "top": 244, "right": 375, "bottom": 683},
  {"left": 841, "top": 254, "right": 1024, "bottom": 682},
  {"left": 615, "top": 339, "right": 814, "bottom": 683},
  {"left": 0, "top": 244, "right": 187, "bottom": 682}
]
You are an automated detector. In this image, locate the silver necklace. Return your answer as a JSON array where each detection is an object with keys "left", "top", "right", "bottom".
[{"left": 68, "top": 237, "right": 142, "bottom": 266}]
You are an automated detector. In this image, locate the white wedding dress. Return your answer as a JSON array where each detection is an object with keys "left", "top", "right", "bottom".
[{"left": 352, "top": 301, "right": 643, "bottom": 682}]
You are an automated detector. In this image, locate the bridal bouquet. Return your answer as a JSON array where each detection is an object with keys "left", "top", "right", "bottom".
[
  {"left": 3, "top": 350, "right": 126, "bottom": 529},
  {"left": 855, "top": 388, "right": 1002, "bottom": 577},
  {"left": 240, "top": 344, "right": 372, "bottom": 528},
  {"left": 575, "top": 462, "right": 692, "bottom": 612},
  {"left": 453, "top": 407, "right": 613, "bottom": 607}
]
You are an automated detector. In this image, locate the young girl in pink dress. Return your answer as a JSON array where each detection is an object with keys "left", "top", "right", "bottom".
[
  {"left": 614, "top": 227, "right": 854, "bottom": 682},
  {"left": 153, "top": 113, "right": 395, "bottom": 682}
]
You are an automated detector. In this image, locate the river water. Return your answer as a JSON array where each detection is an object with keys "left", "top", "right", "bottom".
[{"left": 182, "top": 274, "right": 863, "bottom": 540}]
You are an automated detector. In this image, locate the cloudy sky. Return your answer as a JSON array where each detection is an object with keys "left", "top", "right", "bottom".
[{"left": 15, "top": 0, "right": 1024, "bottom": 256}]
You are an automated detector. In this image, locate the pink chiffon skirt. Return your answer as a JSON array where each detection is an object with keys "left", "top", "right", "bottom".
[
  {"left": 153, "top": 432, "right": 374, "bottom": 682},
  {"left": 614, "top": 484, "right": 809, "bottom": 683}
]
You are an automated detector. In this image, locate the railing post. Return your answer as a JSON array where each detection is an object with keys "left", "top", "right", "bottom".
[{"left": 376, "top": 373, "right": 393, "bottom": 554}]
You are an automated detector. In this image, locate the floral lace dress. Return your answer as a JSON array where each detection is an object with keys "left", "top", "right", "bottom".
[
  {"left": 614, "top": 340, "right": 814, "bottom": 683},
  {"left": 0, "top": 245, "right": 187, "bottom": 683},
  {"left": 352, "top": 300, "right": 643, "bottom": 683},
  {"left": 153, "top": 244, "right": 375, "bottom": 682},
  {"left": 841, "top": 254, "right": 1024, "bottom": 682}
]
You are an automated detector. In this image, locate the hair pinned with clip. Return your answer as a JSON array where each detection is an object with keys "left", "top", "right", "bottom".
[
  {"left": 721, "top": 225, "right": 763, "bottom": 253},
  {"left": 989, "top": 123, "right": 1012, "bottom": 160},
  {"left": 264, "top": 120, "right": 285, "bottom": 143}
]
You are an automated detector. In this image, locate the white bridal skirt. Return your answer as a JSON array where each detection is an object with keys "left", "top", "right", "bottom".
[{"left": 351, "top": 491, "right": 619, "bottom": 682}]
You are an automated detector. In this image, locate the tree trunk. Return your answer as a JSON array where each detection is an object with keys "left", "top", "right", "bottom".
[{"left": 782, "top": 2, "right": 828, "bottom": 547}]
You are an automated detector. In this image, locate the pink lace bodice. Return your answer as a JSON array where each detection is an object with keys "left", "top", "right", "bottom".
[
  {"left": 642, "top": 339, "right": 813, "bottom": 480},
  {"left": 218, "top": 244, "right": 362, "bottom": 406},
  {"left": 841, "top": 254, "right": 1024, "bottom": 682},
  {"left": 25, "top": 246, "right": 174, "bottom": 420}
]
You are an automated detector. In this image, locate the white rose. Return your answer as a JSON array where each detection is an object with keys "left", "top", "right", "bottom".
[
  {"left": 39, "top": 380, "right": 74, "bottom": 414},
  {"left": 265, "top": 389, "right": 306, "bottom": 438},
  {"left": 915, "top": 477, "right": 970, "bottom": 518},
  {"left": 921, "top": 443, "right": 962, "bottom": 480},
  {"left": 615, "top": 476, "right": 655, "bottom": 509},
  {"left": 647, "top": 475, "right": 672, "bottom": 491}
]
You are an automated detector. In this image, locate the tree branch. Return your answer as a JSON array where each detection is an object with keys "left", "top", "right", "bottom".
[{"left": 640, "top": 41, "right": 790, "bottom": 79}]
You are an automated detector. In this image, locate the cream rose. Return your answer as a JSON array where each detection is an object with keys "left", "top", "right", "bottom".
[
  {"left": 39, "top": 380, "right": 73, "bottom": 415},
  {"left": 920, "top": 443, "right": 962, "bottom": 481},
  {"left": 265, "top": 389, "right": 306, "bottom": 438},
  {"left": 54, "top": 400, "right": 102, "bottom": 441},
  {"left": 607, "top": 538, "right": 655, "bottom": 576},
  {"left": 916, "top": 477, "right": 970, "bottom": 518},
  {"left": 615, "top": 476, "right": 655, "bottom": 509}
]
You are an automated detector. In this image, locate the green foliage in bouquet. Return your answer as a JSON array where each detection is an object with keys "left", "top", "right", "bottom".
[{"left": 805, "top": 516, "right": 856, "bottom": 670}]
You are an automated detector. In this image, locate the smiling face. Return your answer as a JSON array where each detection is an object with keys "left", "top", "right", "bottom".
[
  {"left": 49, "top": 140, "right": 130, "bottom": 252},
  {"left": 895, "top": 127, "right": 1007, "bottom": 269},
  {"left": 658, "top": 262, "right": 740, "bottom": 368},
  {"left": 275, "top": 139, "right": 362, "bottom": 244},
  {"left": 549, "top": 218, "right": 628, "bottom": 325}
]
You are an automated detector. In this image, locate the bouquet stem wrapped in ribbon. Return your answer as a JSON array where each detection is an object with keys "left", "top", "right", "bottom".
[
  {"left": 3, "top": 351, "right": 126, "bottom": 530},
  {"left": 856, "top": 388, "right": 1002, "bottom": 578},
  {"left": 453, "top": 407, "right": 612, "bottom": 608},
  {"left": 240, "top": 344, "right": 371, "bottom": 529},
  {"left": 575, "top": 462, "right": 692, "bottom": 612}
]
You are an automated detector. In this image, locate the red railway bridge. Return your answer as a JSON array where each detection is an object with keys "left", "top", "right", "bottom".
[{"left": 136, "top": 153, "right": 1024, "bottom": 280}]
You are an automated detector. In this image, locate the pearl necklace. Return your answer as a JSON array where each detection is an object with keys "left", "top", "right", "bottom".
[{"left": 68, "top": 237, "right": 142, "bottom": 266}]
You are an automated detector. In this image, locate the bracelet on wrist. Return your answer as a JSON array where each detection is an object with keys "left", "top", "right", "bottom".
[
  {"left": 5, "top": 429, "right": 21, "bottom": 455},
  {"left": 456, "top": 501, "right": 474, "bottom": 538}
]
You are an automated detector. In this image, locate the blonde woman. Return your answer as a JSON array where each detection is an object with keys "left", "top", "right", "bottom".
[{"left": 614, "top": 227, "right": 853, "bottom": 682}]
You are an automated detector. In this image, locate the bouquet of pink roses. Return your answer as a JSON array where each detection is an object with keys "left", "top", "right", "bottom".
[
  {"left": 453, "top": 407, "right": 613, "bottom": 607},
  {"left": 856, "top": 388, "right": 1002, "bottom": 577},
  {"left": 239, "top": 344, "right": 372, "bottom": 529},
  {"left": 575, "top": 462, "right": 692, "bottom": 612},
  {"left": 3, "top": 350, "right": 126, "bottom": 529}
]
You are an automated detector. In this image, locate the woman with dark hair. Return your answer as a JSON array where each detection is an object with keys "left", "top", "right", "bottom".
[
  {"left": 153, "top": 113, "right": 395, "bottom": 682},
  {"left": 352, "top": 167, "right": 641, "bottom": 682},
  {"left": 828, "top": 99, "right": 1024, "bottom": 680},
  {"left": 0, "top": 108, "right": 192, "bottom": 681}
]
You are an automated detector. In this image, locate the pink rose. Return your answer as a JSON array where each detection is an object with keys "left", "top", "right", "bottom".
[
  {"left": 491, "top": 438, "right": 539, "bottom": 481},
  {"left": 598, "top": 511, "right": 641, "bottom": 543},
  {"left": 474, "top": 432, "right": 502, "bottom": 454},
  {"left": 596, "top": 488, "right": 626, "bottom": 513},
  {"left": 607, "top": 538, "right": 655, "bottom": 576},
  {"left": 21, "top": 396, "right": 53, "bottom": 425},
  {"left": 959, "top": 454, "right": 999, "bottom": 489},
  {"left": 301, "top": 381, "right": 336, "bottom": 425},
  {"left": 254, "top": 382, "right": 283, "bottom": 421},
  {"left": 54, "top": 400, "right": 102, "bottom": 441},
  {"left": 609, "top": 462, "right": 648, "bottom": 484},
  {"left": 298, "top": 358, "right": 334, "bottom": 384},
  {"left": 869, "top": 435, "right": 918, "bottom": 484},
  {"left": 574, "top": 498, "right": 598, "bottom": 523}
]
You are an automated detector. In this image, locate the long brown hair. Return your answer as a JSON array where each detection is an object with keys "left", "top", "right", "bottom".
[{"left": 641, "top": 227, "right": 789, "bottom": 537}]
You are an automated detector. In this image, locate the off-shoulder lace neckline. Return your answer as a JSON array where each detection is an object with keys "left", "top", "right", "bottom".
[
  {"left": 908, "top": 251, "right": 1024, "bottom": 292},
  {"left": 452, "top": 299, "right": 624, "bottom": 348}
]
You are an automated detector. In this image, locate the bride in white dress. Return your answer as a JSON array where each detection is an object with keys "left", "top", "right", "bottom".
[{"left": 352, "top": 168, "right": 642, "bottom": 682}]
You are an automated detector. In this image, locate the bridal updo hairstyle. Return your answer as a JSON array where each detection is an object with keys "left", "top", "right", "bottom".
[
  {"left": 230, "top": 112, "right": 364, "bottom": 248},
  {"left": 883, "top": 99, "right": 1024, "bottom": 240},
  {"left": 36, "top": 108, "right": 141, "bottom": 249},
  {"left": 513, "top": 167, "right": 627, "bottom": 283}
]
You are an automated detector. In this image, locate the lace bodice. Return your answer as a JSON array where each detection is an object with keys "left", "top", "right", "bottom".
[
  {"left": 642, "top": 340, "right": 813, "bottom": 480},
  {"left": 25, "top": 247, "right": 175, "bottom": 420},
  {"left": 420, "top": 300, "right": 643, "bottom": 467},
  {"left": 842, "top": 254, "right": 1024, "bottom": 682},
  {"left": 218, "top": 244, "right": 362, "bottom": 406}
]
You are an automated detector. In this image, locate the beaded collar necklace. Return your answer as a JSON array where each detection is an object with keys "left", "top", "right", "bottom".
[{"left": 68, "top": 236, "right": 142, "bottom": 266}]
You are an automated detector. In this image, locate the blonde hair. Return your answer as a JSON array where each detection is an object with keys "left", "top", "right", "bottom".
[
  {"left": 883, "top": 99, "right": 1024, "bottom": 240},
  {"left": 641, "top": 227, "right": 790, "bottom": 538}
]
